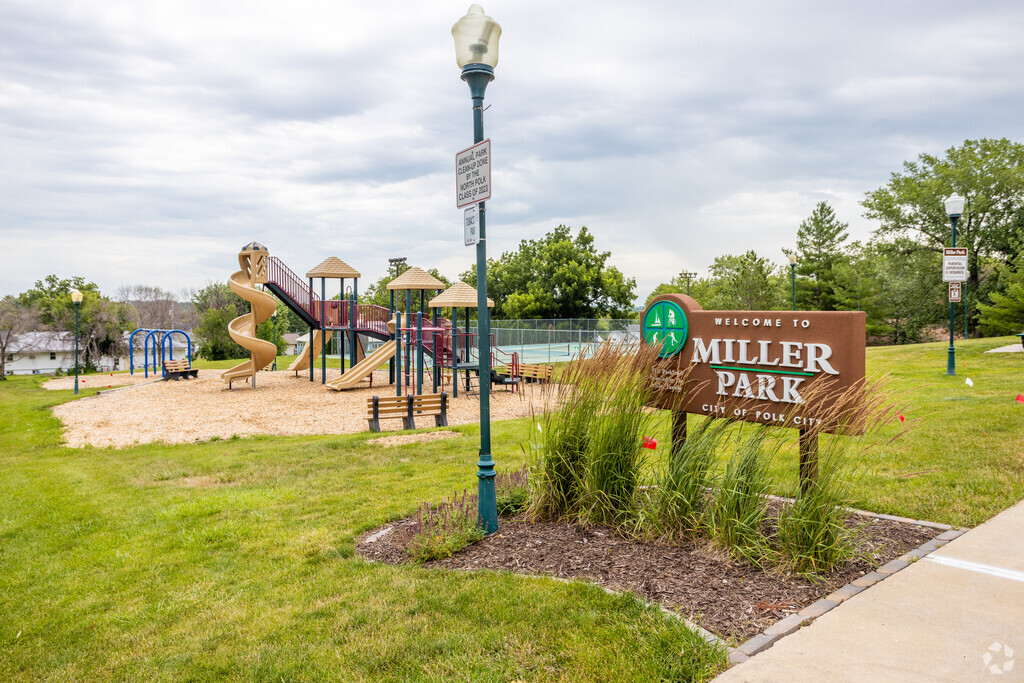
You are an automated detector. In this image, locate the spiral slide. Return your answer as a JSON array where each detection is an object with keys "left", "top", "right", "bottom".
[{"left": 222, "top": 269, "right": 278, "bottom": 387}]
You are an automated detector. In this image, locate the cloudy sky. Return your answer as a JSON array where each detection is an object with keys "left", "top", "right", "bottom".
[{"left": 3, "top": 0, "right": 1023, "bottom": 305}]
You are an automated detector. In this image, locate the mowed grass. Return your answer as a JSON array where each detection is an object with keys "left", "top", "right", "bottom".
[{"left": 0, "top": 375, "right": 725, "bottom": 681}]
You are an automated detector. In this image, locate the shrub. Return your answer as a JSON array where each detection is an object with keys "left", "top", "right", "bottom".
[
  {"left": 495, "top": 466, "right": 530, "bottom": 516},
  {"left": 708, "top": 427, "right": 775, "bottom": 563}
]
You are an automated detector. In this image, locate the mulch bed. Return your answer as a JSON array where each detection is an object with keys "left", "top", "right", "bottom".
[{"left": 358, "top": 511, "right": 939, "bottom": 642}]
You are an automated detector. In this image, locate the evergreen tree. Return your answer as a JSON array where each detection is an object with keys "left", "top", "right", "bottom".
[{"left": 792, "top": 202, "right": 849, "bottom": 310}]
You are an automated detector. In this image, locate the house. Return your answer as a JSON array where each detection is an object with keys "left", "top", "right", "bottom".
[
  {"left": 282, "top": 333, "right": 300, "bottom": 356},
  {"left": 4, "top": 332, "right": 121, "bottom": 375}
]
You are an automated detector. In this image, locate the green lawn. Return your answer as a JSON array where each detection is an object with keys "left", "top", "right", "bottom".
[{"left": 1, "top": 337, "right": 1022, "bottom": 680}]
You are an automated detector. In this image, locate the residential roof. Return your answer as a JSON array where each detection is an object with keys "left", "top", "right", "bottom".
[
  {"left": 387, "top": 267, "right": 446, "bottom": 291},
  {"left": 429, "top": 282, "right": 494, "bottom": 309},
  {"left": 306, "top": 257, "right": 361, "bottom": 279}
]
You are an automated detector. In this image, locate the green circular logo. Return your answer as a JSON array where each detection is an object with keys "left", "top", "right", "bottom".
[{"left": 643, "top": 300, "right": 688, "bottom": 358}]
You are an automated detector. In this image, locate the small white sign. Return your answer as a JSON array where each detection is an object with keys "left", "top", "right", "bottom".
[
  {"left": 464, "top": 204, "right": 480, "bottom": 246},
  {"left": 948, "top": 281, "right": 962, "bottom": 302},
  {"left": 455, "top": 139, "right": 491, "bottom": 208},
  {"left": 943, "top": 248, "right": 968, "bottom": 282}
]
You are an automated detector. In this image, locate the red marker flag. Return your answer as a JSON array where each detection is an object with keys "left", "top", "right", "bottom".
[
  {"left": 641, "top": 436, "right": 657, "bottom": 450},
  {"left": 1016, "top": 394, "right": 1024, "bottom": 405},
  {"left": 897, "top": 413, "right": 905, "bottom": 423}
]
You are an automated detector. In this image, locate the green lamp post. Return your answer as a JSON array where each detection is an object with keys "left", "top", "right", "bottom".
[
  {"left": 70, "top": 289, "right": 83, "bottom": 394},
  {"left": 787, "top": 253, "right": 798, "bottom": 311},
  {"left": 453, "top": 3, "right": 501, "bottom": 534},
  {"left": 945, "top": 193, "right": 964, "bottom": 376}
]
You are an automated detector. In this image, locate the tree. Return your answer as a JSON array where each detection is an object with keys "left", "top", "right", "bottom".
[
  {"left": 862, "top": 138, "right": 1024, "bottom": 335},
  {"left": 18, "top": 275, "right": 131, "bottom": 369},
  {"left": 255, "top": 299, "right": 291, "bottom": 354},
  {"left": 117, "top": 284, "right": 195, "bottom": 331},
  {"left": 191, "top": 281, "right": 247, "bottom": 360},
  {"left": 361, "top": 266, "right": 452, "bottom": 314},
  {"left": 977, "top": 251, "right": 1024, "bottom": 335},
  {"left": 0, "top": 297, "right": 38, "bottom": 379},
  {"left": 705, "top": 251, "right": 785, "bottom": 310},
  {"left": 791, "top": 201, "right": 849, "bottom": 310},
  {"left": 462, "top": 225, "right": 636, "bottom": 319}
]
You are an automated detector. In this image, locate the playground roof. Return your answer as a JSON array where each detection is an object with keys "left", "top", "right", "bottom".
[
  {"left": 305, "top": 257, "right": 361, "bottom": 279},
  {"left": 429, "top": 282, "right": 494, "bottom": 308},
  {"left": 387, "top": 267, "right": 445, "bottom": 291}
]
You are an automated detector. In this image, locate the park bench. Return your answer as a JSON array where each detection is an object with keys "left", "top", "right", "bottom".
[
  {"left": 1017, "top": 332, "right": 1024, "bottom": 350},
  {"left": 163, "top": 358, "right": 199, "bottom": 380},
  {"left": 366, "top": 392, "right": 448, "bottom": 432},
  {"left": 518, "top": 364, "right": 554, "bottom": 383}
]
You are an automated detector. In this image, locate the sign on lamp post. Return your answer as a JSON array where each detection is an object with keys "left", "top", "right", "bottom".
[
  {"left": 942, "top": 248, "right": 968, "bottom": 282},
  {"left": 464, "top": 204, "right": 480, "bottom": 246},
  {"left": 456, "top": 139, "right": 491, "bottom": 208},
  {"left": 948, "top": 282, "right": 962, "bottom": 303}
]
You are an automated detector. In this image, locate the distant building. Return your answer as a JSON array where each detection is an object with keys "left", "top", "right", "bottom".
[
  {"left": 282, "top": 333, "right": 300, "bottom": 356},
  {"left": 4, "top": 332, "right": 120, "bottom": 375}
]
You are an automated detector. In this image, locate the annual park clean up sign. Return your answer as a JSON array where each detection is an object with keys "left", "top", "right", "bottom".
[
  {"left": 642, "top": 294, "right": 867, "bottom": 435},
  {"left": 455, "top": 139, "right": 491, "bottom": 208}
]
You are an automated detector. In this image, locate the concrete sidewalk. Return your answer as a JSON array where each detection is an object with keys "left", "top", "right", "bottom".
[{"left": 716, "top": 499, "right": 1024, "bottom": 682}]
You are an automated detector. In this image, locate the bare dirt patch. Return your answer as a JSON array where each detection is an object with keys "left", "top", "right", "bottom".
[
  {"left": 359, "top": 513, "right": 939, "bottom": 642},
  {"left": 367, "top": 430, "right": 464, "bottom": 448},
  {"left": 51, "top": 369, "right": 551, "bottom": 448},
  {"left": 44, "top": 373, "right": 159, "bottom": 391}
]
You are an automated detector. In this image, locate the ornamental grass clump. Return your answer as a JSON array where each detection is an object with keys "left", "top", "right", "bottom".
[
  {"left": 531, "top": 341, "right": 661, "bottom": 524},
  {"left": 402, "top": 489, "right": 486, "bottom": 563},
  {"left": 495, "top": 465, "right": 530, "bottom": 516},
  {"left": 652, "top": 417, "right": 731, "bottom": 540},
  {"left": 775, "top": 376, "right": 908, "bottom": 573},
  {"left": 708, "top": 427, "right": 776, "bottom": 563}
]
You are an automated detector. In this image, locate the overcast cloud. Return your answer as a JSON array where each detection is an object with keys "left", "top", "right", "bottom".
[{"left": 2, "top": 0, "right": 1023, "bottom": 303}]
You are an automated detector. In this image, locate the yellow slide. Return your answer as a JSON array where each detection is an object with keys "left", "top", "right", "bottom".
[
  {"left": 325, "top": 340, "right": 397, "bottom": 391},
  {"left": 287, "top": 330, "right": 332, "bottom": 372},
  {"left": 222, "top": 246, "right": 278, "bottom": 387}
]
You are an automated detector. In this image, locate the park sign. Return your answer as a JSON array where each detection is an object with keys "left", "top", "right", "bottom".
[
  {"left": 455, "top": 139, "right": 491, "bottom": 208},
  {"left": 642, "top": 294, "right": 867, "bottom": 435},
  {"left": 942, "top": 248, "right": 968, "bottom": 282}
]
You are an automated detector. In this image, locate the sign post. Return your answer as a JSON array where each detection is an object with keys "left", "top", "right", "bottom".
[
  {"left": 456, "top": 139, "right": 491, "bottom": 209},
  {"left": 948, "top": 282, "right": 962, "bottom": 303},
  {"left": 464, "top": 204, "right": 480, "bottom": 246}
]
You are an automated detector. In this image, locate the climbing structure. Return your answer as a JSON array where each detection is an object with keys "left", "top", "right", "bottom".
[{"left": 222, "top": 242, "right": 278, "bottom": 388}]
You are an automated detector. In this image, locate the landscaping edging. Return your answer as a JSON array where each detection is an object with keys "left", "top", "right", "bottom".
[{"left": 727, "top": 505, "right": 968, "bottom": 665}]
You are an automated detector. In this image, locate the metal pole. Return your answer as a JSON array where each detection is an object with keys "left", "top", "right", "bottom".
[
  {"left": 790, "top": 264, "right": 797, "bottom": 311},
  {"left": 947, "top": 216, "right": 958, "bottom": 376},
  {"left": 272, "top": 314, "right": 277, "bottom": 370},
  {"left": 463, "top": 63, "right": 497, "bottom": 534},
  {"left": 320, "top": 279, "right": 326, "bottom": 384},
  {"left": 74, "top": 302, "right": 80, "bottom": 395}
]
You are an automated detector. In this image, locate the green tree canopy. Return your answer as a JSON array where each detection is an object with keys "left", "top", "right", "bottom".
[
  {"left": 18, "top": 275, "right": 131, "bottom": 368},
  {"left": 977, "top": 250, "right": 1024, "bottom": 335},
  {"left": 862, "top": 138, "right": 1024, "bottom": 334},
  {"left": 462, "top": 225, "right": 636, "bottom": 319},
  {"left": 704, "top": 251, "right": 785, "bottom": 311}
]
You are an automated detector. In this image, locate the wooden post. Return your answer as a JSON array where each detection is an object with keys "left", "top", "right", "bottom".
[
  {"left": 798, "top": 429, "right": 818, "bottom": 494},
  {"left": 671, "top": 410, "right": 687, "bottom": 455}
]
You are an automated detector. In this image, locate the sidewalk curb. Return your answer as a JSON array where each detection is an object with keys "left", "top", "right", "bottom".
[{"left": 726, "top": 515, "right": 968, "bottom": 666}]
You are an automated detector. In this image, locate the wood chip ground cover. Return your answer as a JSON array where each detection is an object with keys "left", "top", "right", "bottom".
[{"left": 359, "top": 512, "right": 939, "bottom": 642}]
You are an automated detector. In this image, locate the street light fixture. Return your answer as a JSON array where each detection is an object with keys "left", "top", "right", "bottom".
[
  {"left": 679, "top": 271, "right": 697, "bottom": 296},
  {"left": 70, "top": 289, "right": 83, "bottom": 394},
  {"left": 944, "top": 192, "right": 965, "bottom": 376},
  {"left": 453, "top": 3, "right": 501, "bottom": 535},
  {"left": 787, "top": 253, "right": 798, "bottom": 311}
]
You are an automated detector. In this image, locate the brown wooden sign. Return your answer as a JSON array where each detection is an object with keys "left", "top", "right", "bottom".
[{"left": 641, "top": 294, "right": 867, "bottom": 435}]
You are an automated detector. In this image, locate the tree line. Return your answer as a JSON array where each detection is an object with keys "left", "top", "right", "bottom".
[{"left": 4, "top": 137, "right": 1021, "bottom": 375}]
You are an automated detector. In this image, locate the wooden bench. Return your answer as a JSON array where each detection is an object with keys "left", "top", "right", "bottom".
[
  {"left": 366, "top": 392, "right": 448, "bottom": 432},
  {"left": 518, "top": 364, "right": 554, "bottom": 383},
  {"left": 1017, "top": 333, "right": 1024, "bottom": 350},
  {"left": 163, "top": 358, "right": 198, "bottom": 380}
]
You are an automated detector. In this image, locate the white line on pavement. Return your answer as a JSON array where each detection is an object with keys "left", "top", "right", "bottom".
[{"left": 924, "top": 555, "right": 1024, "bottom": 583}]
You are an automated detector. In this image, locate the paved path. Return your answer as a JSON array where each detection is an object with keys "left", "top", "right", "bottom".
[{"left": 716, "top": 499, "right": 1024, "bottom": 681}]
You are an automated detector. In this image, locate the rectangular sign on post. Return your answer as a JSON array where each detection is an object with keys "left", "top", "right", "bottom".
[
  {"left": 464, "top": 204, "right": 480, "bottom": 246},
  {"left": 456, "top": 139, "right": 491, "bottom": 208},
  {"left": 943, "top": 248, "right": 968, "bottom": 282},
  {"left": 949, "top": 282, "right": 962, "bottom": 302}
]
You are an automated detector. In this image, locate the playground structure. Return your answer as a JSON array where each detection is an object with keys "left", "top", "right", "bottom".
[
  {"left": 222, "top": 243, "right": 524, "bottom": 396},
  {"left": 221, "top": 243, "right": 278, "bottom": 388},
  {"left": 128, "top": 328, "right": 194, "bottom": 379}
]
